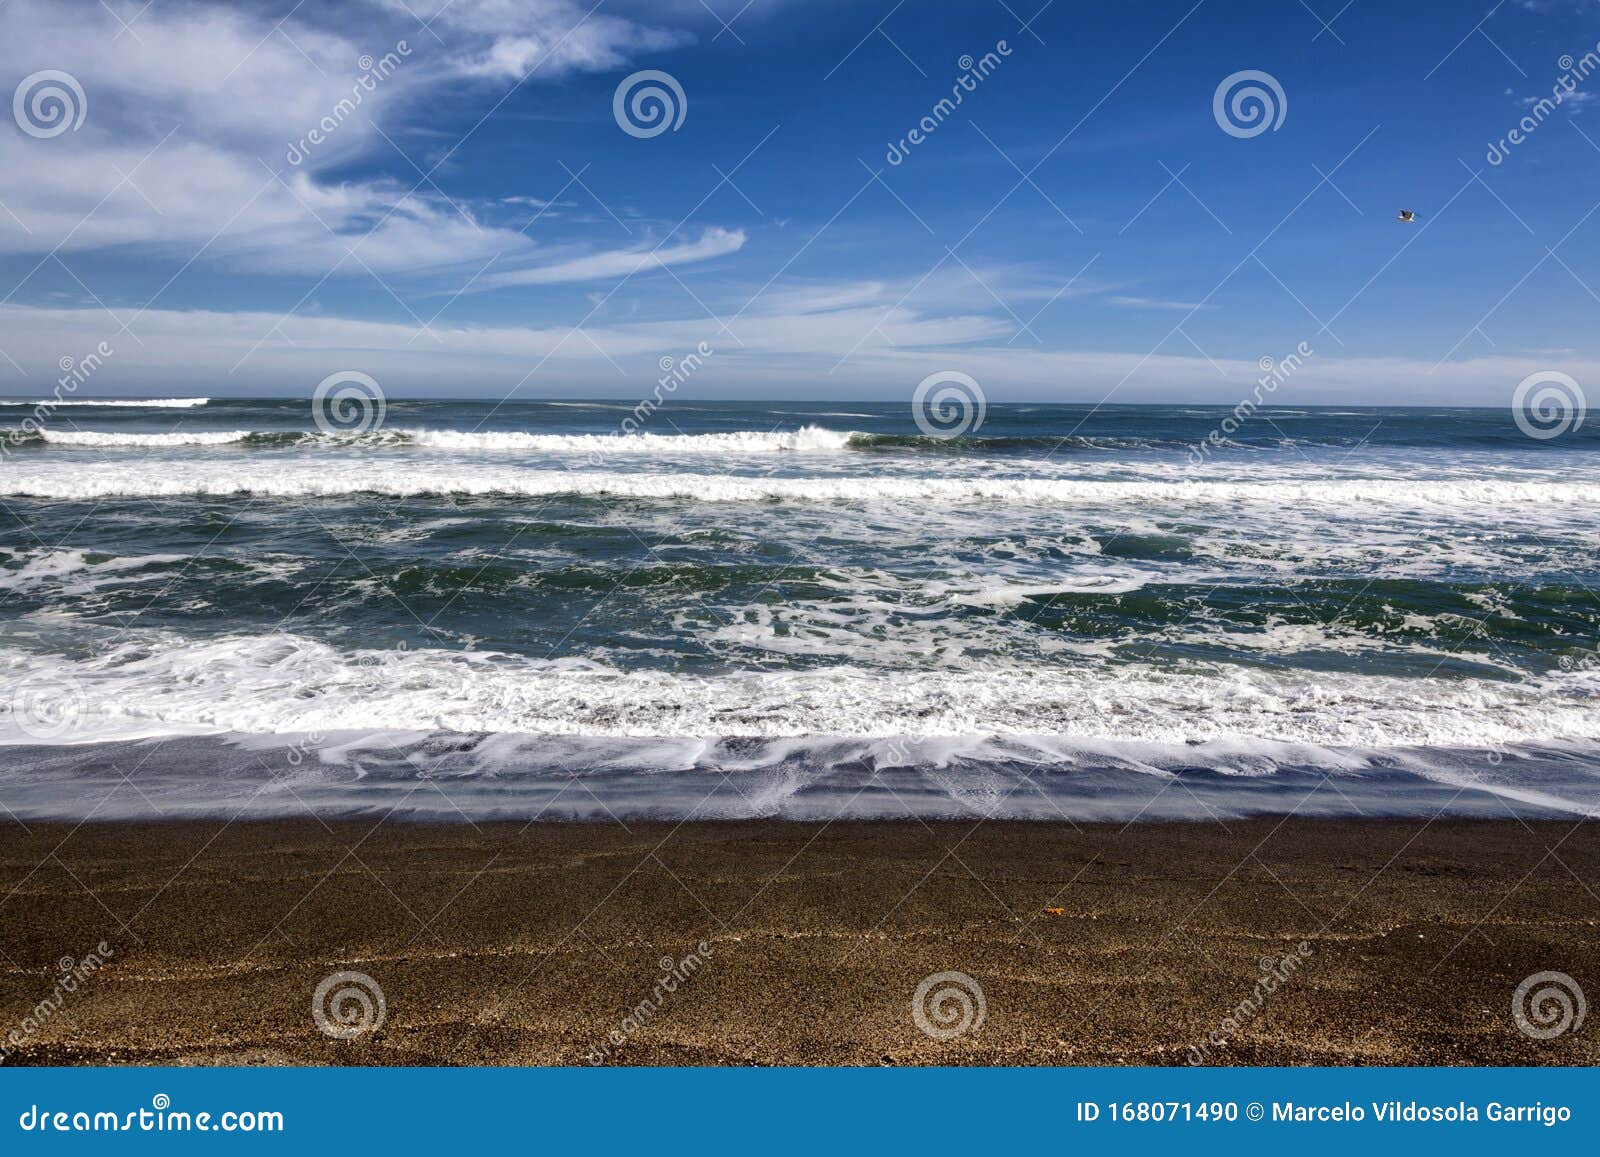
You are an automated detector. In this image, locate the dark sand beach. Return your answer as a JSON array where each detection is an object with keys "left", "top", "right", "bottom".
[{"left": 1, "top": 818, "right": 1595, "bottom": 1066}]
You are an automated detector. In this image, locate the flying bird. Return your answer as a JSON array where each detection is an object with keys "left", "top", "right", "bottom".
[{"left": 1397, "top": 209, "right": 1416, "bottom": 223}]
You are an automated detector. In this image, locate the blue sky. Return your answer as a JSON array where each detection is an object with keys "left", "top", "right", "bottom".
[{"left": 2, "top": 0, "right": 1599, "bottom": 402}]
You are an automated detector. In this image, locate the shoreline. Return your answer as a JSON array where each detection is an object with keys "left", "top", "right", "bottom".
[
  {"left": 7, "top": 735, "right": 1599, "bottom": 823},
  {"left": 1, "top": 818, "right": 1595, "bottom": 1066}
]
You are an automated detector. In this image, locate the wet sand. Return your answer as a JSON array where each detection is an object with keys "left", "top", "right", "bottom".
[{"left": 1, "top": 818, "right": 1595, "bottom": 1066}]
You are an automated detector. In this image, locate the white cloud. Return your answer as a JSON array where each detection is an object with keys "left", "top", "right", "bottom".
[
  {"left": 1107, "top": 295, "right": 1220, "bottom": 311},
  {"left": 0, "top": 0, "right": 715, "bottom": 281},
  {"left": 378, "top": 0, "right": 692, "bottom": 79},
  {"left": 474, "top": 228, "right": 748, "bottom": 289},
  {"left": 1520, "top": 89, "right": 1598, "bottom": 112},
  {"left": 1, "top": 300, "right": 1587, "bottom": 406}
]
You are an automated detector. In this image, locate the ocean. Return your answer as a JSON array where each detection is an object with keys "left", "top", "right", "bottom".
[{"left": 1, "top": 397, "right": 1597, "bottom": 821}]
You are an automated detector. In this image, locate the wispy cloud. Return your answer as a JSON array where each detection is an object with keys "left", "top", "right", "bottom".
[
  {"left": 1520, "top": 90, "right": 1598, "bottom": 112},
  {"left": 0, "top": 0, "right": 720, "bottom": 282},
  {"left": 379, "top": 0, "right": 693, "bottom": 79},
  {"left": 4, "top": 297, "right": 1586, "bottom": 406},
  {"left": 1107, "top": 295, "right": 1221, "bottom": 311},
  {"left": 474, "top": 228, "right": 748, "bottom": 289}
]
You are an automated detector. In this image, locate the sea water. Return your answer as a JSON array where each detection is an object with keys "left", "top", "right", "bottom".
[{"left": 1, "top": 398, "right": 1596, "bottom": 820}]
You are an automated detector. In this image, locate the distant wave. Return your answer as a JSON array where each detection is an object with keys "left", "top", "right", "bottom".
[
  {"left": 5, "top": 425, "right": 1516, "bottom": 455},
  {"left": 33, "top": 429, "right": 256, "bottom": 447},
  {"left": 400, "top": 426, "right": 857, "bottom": 453},
  {"left": 848, "top": 432, "right": 1180, "bottom": 452},
  {"left": 4, "top": 464, "right": 1598, "bottom": 508},
  {"left": 0, "top": 397, "right": 209, "bottom": 408},
  {"left": 16, "top": 426, "right": 1161, "bottom": 454},
  {"left": 20, "top": 425, "right": 859, "bottom": 453}
]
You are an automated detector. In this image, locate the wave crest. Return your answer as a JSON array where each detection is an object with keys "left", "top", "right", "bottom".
[
  {"left": 0, "top": 397, "right": 209, "bottom": 408},
  {"left": 5, "top": 463, "right": 1598, "bottom": 508},
  {"left": 21, "top": 424, "right": 860, "bottom": 453}
]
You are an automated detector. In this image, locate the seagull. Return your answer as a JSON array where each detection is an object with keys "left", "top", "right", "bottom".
[{"left": 1397, "top": 209, "right": 1416, "bottom": 223}]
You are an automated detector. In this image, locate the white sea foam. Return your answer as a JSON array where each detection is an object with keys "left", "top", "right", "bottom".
[
  {"left": 38, "top": 429, "right": 254, "bottom": 446},
  {"left": 0, "top": 397, "right": 209, "bottom": 407},
  {"left": 4, "top": 460, "right": 1598, "bottom": 509},
  {"left": 5, "top": 727, "right": 1598, "bottom": 820},
  {"left": 0, "top": 549, "right": 188, "bottom": 594},
  {"left": 2, "top": 631, "right": 1597, "bottom": 752},
  {"left": 25, "top": 425, "right": 860, "bottom": 453},
  {"left": 945, "top": 575, "right": 1151, "bottom": 606},
  {"left": 398, "top": 425, "right": 857, "bottom": 454}
]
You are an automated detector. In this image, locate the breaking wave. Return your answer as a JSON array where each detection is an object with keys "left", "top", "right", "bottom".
[
  {"left": 0, "top": 397, "right": 209, "bottom": 408},
  {"left": 3, "top": 461, "right": 1597, "bottom": 509},
  {"left": 3, "top": 629, "right": 1598, "bottom": 750}
]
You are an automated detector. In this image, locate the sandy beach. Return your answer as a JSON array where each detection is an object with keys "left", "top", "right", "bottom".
[{"left": 1, "top": 818, "right": 1594, "bottom": 1066}]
